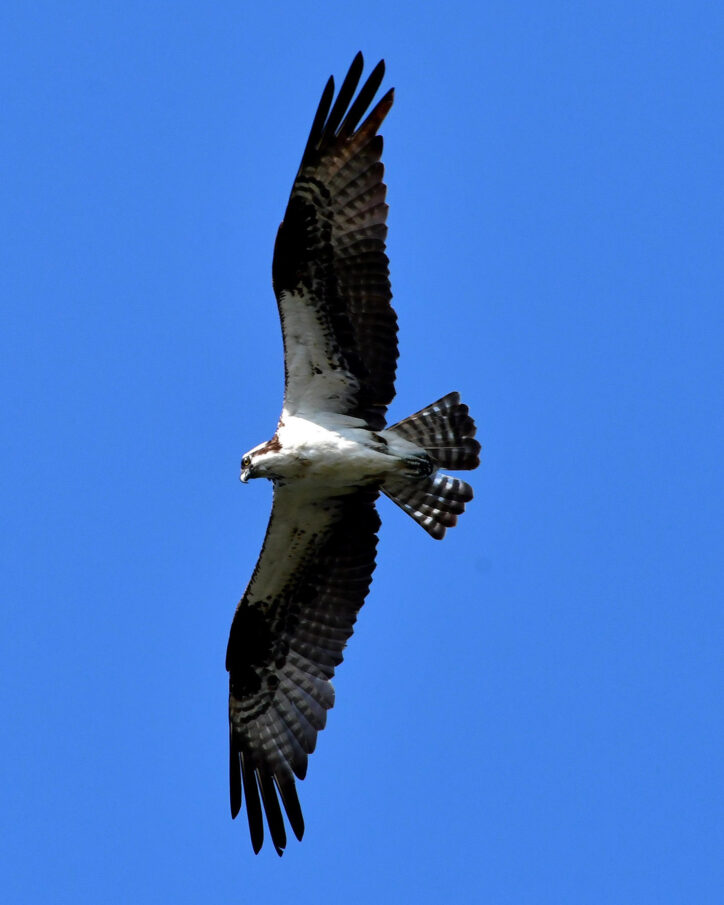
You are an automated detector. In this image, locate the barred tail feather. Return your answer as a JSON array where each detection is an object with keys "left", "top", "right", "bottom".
[
  {"left": 384, "top": 392, "right": 479, "bottom": 538},
  {"left": 387, "top": 392, "right": 480, "bottom": 470},
  {"left": 382, "top": 473, "right": 474, "bottom": 540}
]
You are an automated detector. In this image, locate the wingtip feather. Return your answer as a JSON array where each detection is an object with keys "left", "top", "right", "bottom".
[
  {"left": 277, "top": 775, "right": 305, "bottom": 842},
  {"left": 241, "top": 754, "right": 265, "bottom": 854},
  {"left": 259, "top": 772, "right": 288, "bottom": 856},
  {"left": 229, "top": 742, "right": 242, "bottom": 819}
]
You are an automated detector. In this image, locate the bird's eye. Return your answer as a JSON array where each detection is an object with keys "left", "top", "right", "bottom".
[{"left": 241, "top": 455, "right": 251, "bottom": 468}]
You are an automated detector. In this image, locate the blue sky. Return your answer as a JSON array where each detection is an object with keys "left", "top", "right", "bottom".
[{"left": 2, "top": 1, "right": 722, "bottom": 902}]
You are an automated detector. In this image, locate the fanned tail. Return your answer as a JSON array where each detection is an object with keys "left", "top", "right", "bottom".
[
  {"left": 383, "top": 392, "right": 480, "bottom": 539},
  {"left": 382, "top": 473, "right": 474, "bottom": 540},
  {"left": 387, "top": 392, "right": 480, "bottom": 471}
]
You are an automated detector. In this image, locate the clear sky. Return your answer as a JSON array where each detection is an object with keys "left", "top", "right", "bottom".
[{"left": 2, "top": 2, "right": 722, "bottom": 903}]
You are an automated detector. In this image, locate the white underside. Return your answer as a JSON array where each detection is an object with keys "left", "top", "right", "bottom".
[{"left": 251, "top": 412, "right": 422, "bottom": 488}]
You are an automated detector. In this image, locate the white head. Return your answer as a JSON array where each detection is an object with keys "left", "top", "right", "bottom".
[
  {"left": 239, "top": 452, "right": 255, "bottom": 483},
  {"left": 239, "top": 437, "right": 283, "bottom": 483}
]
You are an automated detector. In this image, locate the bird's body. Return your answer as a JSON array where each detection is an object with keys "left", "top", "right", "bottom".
[
  {"left": 243, "top": 414, "right": 426, "bottom": 487},
  {"left": 226, "top": 53, "right": 481, "bottom": 855}
]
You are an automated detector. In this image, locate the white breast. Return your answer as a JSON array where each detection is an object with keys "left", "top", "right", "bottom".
[{"left": 274, "top": 415, "right": 392, "bottom": 485}]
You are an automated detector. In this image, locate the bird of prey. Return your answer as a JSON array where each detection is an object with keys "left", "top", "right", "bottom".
[{"left": 227, "top": 53, "right": 480, "bottom": 855}]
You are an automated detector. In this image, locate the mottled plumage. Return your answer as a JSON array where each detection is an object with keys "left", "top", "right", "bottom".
[{"left": 226, "top": 54, "right": 480, "bottom": 855}]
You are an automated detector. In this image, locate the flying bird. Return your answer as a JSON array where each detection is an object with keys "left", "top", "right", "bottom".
[{"left": 227, "top": 53, "right": 480, "bottom": 855}]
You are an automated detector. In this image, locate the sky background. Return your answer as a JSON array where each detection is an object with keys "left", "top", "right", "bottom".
[{"left": 2, "top": 2, "right": 722, "bottom": 902}]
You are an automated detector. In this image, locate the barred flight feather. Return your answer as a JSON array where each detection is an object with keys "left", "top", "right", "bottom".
[
  {"left": 227, "top": 487, "right": 380, "bottom": 854},
  {"left": 272, "top": 56, "right": 396, "bottom": 431}
]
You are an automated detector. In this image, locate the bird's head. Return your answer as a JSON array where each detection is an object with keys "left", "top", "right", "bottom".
[
  {"left": 240, "top": 437, "right": 283, "bottom": 483},
  {"left": 239, "top": 452, "right": 256, "bottom": 483}
]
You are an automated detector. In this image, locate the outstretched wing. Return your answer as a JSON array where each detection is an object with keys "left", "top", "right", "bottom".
[
  {"left": 272, "top": 53, "right": 397, "bottom": 431},
  {"left": 226, "top": 486, "right": 380, "bottom": 855}
]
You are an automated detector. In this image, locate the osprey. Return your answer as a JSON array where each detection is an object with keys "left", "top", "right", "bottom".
[{"left": 227, "top": 53, "right": 480, "bottom": 855}]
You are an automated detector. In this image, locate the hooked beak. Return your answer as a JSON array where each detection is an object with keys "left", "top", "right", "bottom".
[{"left": 240, "top": 462, "right": 254, "bottom": 483}]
